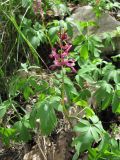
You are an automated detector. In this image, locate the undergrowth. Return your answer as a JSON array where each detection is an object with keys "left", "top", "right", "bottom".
[{"left": 0, "top": 0, "right": 120, "bottom": 159}]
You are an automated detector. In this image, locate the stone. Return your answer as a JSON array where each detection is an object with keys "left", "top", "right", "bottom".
[
  {"left": 117, "top": 10, "right": 120, "bottom": 20},
  {"left": 68, "top": 6, "right": 120, "bottom": 54}
]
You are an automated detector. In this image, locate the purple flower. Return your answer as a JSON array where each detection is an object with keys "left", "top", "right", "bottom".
[
  {"left": 33, "top": 0, "right": 44, "bottom": 18},
  {"left": 49, "top": 33, "right": 76, "bottom": 73},
  {"left": 49, "top": 48, "right": 60, "bottom": 59},
  {"left": 61, "top": 44, "right": 72, "bottom": 58},
  {"left": 58, "top": 32, "right": 68, "bottom": 41}
]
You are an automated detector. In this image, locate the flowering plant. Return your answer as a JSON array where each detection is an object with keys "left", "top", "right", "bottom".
[
  {"left": 49, "top": 32, "right": 76, "bottom": 72},
  {"left": 33, "top": 0, "right": 44, "bottom": 18}
]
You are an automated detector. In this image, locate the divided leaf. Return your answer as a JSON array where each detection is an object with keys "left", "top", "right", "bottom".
[
  {"left": 36, "top": 99, "right": 57, "bottom": 135},
  {"left": 72, "top": 116, "right": 105, "bottom": 154}
]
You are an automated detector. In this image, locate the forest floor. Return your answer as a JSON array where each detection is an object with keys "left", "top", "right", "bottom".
[{"left": 0, "top": 2, "right": 120, "bottom": 160}]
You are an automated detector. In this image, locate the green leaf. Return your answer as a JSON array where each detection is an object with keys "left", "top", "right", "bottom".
[
  {"left": 95, "top": 81, "right": 113, "bottom": 109},
  {"left": 88, "top": 148, "right": 98, "bottom": 160},
  {"left": 48, "top": 26, "right": 59, "bottom": 44},
  {"left": 90, "top": 126, "right": 100, "bottom": 142},
  {"left": 79, "top": 89, "right": 91, "bottom": 101},
  {"left": 0, "top": 100, "right": 12, "bottom": 119},
  {"left": 30, "top": 36, "right": 41, "bottom": 48},
  {"left": 102, "top": 63, "right": 120, "bottom": 83},
  {"left": 22, "top": 0, "right": 32, "bottom": 8},
  {"left": 74, "top": 120, "right": 90, "bottom": 132},
  {"left": 50, "top": 96, "right": 63, "bottom": 112},
  {"left": 21, "top": 63, "right": 28, "bottom": 72},
  {"left": 72, "top": 131, "right": 93, "bottom": 152},
  {"left": 109, "top": 70, "right": 120, "bottom": 83},
  {"left": 80, "top": 44, "right": 89, "bottom": 59},
  {"left": 13, "top": 120, "right": 31, "bottom": 142},
  {"left": 73, "top": 35, "right": 85, "bottom": 45},
  {"left": 23, "top": 87, "right": 34, "bottom": 100},
  {"left": 72, "top": 152, "right": 79, "bottom": 160},
  {"left": 0, "top": 106, "right": 7, "bottom": 119},
  {"left": 78, "top": 63, "right": 100, "bottom": 82},
  {"left": 72, "top": 115, "right": 105, "bottom": 154},
  {"left": 0, "top": 68, "right": 4, "bottom": 77},
  {"left": 67, "top": 22, "right": 73, "bottom": 38},
  {"left": 101, "top": 94, "right": 112, "bottom": 110},
  {"left": 64, "top": 76, "right": 78, "bottom": 100},
  {"left": 37, "top": 99, "right": 57, "bottom": 135},
  {"left": 0, "top": 127, "right": 16, "bottom": 145},
  {"left": 75, "top": 100, "right": 88, "bottom": 107},
  {"left": 90, "top": 115, "right": 99, "bottom": 124},
  {"left": 29, "top": 107, "right": 37, "bottom": 128},
  {"left": 112, "top": 91, "right": 120, "bottom": 113},
  {"left": 98, "top": 132, "right": 110, "bottom": 151},
  {"left": 85, "top": 107, "right": 95, "bottom": 118},
  {"left": 100, "top": 81, "right": 113, "bottom": 94}
]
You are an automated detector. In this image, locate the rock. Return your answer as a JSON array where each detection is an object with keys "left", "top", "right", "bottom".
[
  {"left": 117, "top": 10, "right": 120, "bottom": 20},
  {"left": 68, "top": 6, "right": 120, "bottom": 54}
]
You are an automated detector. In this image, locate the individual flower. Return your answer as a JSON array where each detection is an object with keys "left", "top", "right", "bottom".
[
  {"left": 58, "top": 32, "right": 68, "bottom": 41},
  {"left": 61, "top": 44, "right": 72, "bottom": 58}
]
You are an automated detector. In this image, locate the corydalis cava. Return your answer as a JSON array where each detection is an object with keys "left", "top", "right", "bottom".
[
  {"left": 33, "top": 0, "right": 43, "bottom": 18},
  {"left": 49, "top": 32, "right": 76, "bottom": 73}
]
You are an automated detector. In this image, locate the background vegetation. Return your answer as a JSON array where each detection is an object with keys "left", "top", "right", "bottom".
[{"left": 0, "top": 0, "right": 120, "bottom": 159}]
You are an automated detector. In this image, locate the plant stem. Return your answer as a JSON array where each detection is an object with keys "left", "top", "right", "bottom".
[
  {"left": 12, "top": 104, "right": 22, "bottom": 120},
  {"left": 61, "top": 67, "right": 72, "bottom": 127},
  {"left": 61, "top": 67, "right": 65, "bottom": 107}
]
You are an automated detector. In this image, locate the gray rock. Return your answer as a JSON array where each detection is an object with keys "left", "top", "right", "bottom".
[
  {"left": 117, "top": 10, "right": 120, "bottom": 19},
  {"left": 68, "top": 6, "right": 120, "bottom": 54}
]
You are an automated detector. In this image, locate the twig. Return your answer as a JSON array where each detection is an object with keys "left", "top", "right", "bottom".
[{"left": 36, "top": 136, "right": 47, "bottom": 160}]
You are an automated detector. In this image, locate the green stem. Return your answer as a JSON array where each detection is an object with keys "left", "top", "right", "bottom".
[
  {"left": 61, "top": 67, "right": 65, "bottom": 107},
  {"left": 12, "top": 104, "right": 22, "bottom": 120},
  {"left": 61, "top": 67, "right": 69, "bottom": 118}
]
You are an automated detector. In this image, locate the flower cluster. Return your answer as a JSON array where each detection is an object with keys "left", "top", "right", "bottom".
[
  {"left": 49, "top": 32, "right": 76, "bottom": 73},
  {"left": 33, "top": 0, "right": 43, "bottom": 18}
]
